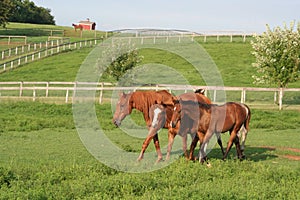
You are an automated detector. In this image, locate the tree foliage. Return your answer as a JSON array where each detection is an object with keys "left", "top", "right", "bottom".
[
  {"left": 0, "top": 0, "right": 14, "bottom": 28},
  {"left": 8, "top": 0, "right": 55, "bottom": 25},
  {"left": 101, "top": 43, "right": 143, "bottom": 81},
  {"left": 251, "top": 21, "right": 300, "bottom": 88}
]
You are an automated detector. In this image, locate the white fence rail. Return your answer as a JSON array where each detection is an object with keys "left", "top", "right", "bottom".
[
  {"left": 1, "top": 38, "right": 70, "bottom": 60},
  {"left": 0, "top": 39, "right": 101, "bottom": 72},
  {"left": 111, "top": 34, "right": 253, "bottom": 45},
  {"left": 0, "top": 82, "right": 299, "bottom": 109}
]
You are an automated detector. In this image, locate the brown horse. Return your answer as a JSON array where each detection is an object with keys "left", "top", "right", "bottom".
[
  {"left": 112, "top": 90, "right": 174, "bottom": 162},
  {"left": 112, "top": 89, "right": 212, "bottom": 162},
  {"left": 171, "top": 101, "right": 251, "bottom": 163},
  {"left": 72, "top": 23, "right": 83, "bottom": 31},
  {"left": 170, "top": 92, "right": 226, "bottom": 161}
]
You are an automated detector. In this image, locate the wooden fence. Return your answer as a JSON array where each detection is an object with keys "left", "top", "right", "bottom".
[
  {"left": 111, "top": 34, "right": 253, "bottom": 45},
  {"left": 0, "top": 82, "right": 299, "bottom": 109},
  {"left": 1, "top": 38, "right": 70, "bottom": 60},
  {"left": 0, "top": 35, "right": 27, "bottom": 45},
  {"left": 0, "top": 39, "right": 101, "bottom": 72}
]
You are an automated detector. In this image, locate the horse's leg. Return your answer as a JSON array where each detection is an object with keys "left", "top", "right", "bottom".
[
  {"left": 216, "top": 132, "right": 225, "bottom": 156},
  {"left": 153, "top": 134, "right": 163, "bottom": 163},
  {"left": 166, "top": 128, "right": 176, "bottom": 160},
  {"left": 233, "top": 135, "right": 243, "bottom": 160},
  {"left": 188, "top": 134, "right": 199, "bottom": 160},
  {"left": 137, "top": 127, "right": 158, "bottom": 161},
  {"left": 223, "top": 129, "right": 241, "bottom": 160},
  {"left": 199, "top": 131, "right": 213, "bottom": 164},
  {"left": 239, "top": 125, "right": 248, "bottom": 158},
  {"left": 182, "top": 133, "right": 188, "bottom": 158}
]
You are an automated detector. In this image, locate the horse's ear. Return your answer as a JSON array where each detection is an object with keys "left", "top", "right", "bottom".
[
  {"left": 172, "top": 96, "right": 180, "bottom": 104},
  {"left": 119, "top": 92, "right": 125, "bottom": 97},
  {"left": 195, "top": 88, "right": 205, "bottom": 95}
]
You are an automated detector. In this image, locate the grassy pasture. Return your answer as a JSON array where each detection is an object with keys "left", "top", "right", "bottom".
[
  {"left": 0, "top": 102, "right": 299, "bottom": 199},
  {"left": 0, "top": 24, "right": 299, "bottom": 199},
  {"left": 0, "top": 23, "right": 108, "bottom": 51}
]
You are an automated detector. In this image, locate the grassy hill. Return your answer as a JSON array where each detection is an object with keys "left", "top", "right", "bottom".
[
  {"left": 0, "top": 23, "right": 299, "bottom": 88},
  {"left": 0, "top": 22, "right": 108, "bottom": 50}
]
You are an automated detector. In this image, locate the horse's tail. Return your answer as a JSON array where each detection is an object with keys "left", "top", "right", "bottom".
[
  {"left": 243, "top": 104, "right": 251, "bottom": 132},
  {"left": 239, "top": 104, "right": 251, "bottom": 153}
]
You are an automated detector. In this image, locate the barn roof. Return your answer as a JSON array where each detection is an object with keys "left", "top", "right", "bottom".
[{"left": 79, "top": 20, "right": 96, "bottom": 25}]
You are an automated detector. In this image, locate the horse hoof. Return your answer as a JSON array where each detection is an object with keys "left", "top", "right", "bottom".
[
  {"left": 155, "top": 158, "right": 164, "bottom": 164},
  {"left": 137, "top": 157, "right": 143, "bottom": 162},
  {"left": 206, "top": 163, "right": 212, "bottom": 168}
]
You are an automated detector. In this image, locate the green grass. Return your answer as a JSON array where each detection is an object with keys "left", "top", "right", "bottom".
[
  {"left": 0, "top": 23, "right": 299, "bottom": 199},
  {"left": 0, "top": 22, "right": 108, "bottom": 48},
  {"left": 0, "top": 48, "right": 93, "bottom": 82},
  {"left": 0, "top": 102, "right": 299, "bottom": 199}
]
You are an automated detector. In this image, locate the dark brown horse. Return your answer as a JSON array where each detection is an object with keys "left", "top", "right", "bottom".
[
  {"left": 170, "top": 92, "right": 225, "bottom": 161},
  {"left": 171, "top": 100, "right": 251, "bottom": 163},
  {"left": 72, "top": 23, "right": 83, "bottom": 31},
  {"left": 112, "top": 89, "right": 212, "bottom": 162}
]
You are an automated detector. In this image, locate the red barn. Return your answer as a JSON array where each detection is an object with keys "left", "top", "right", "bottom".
[{"left": 78, "top": 19, "right": 96, "bottom": 30}]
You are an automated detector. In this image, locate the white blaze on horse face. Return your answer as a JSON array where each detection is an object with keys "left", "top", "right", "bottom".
[{"left": 151, "top": 107, "right": 162, "bottom": 128}]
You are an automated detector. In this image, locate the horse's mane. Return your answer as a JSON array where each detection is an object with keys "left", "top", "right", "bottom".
[{"left": 178, "top": 99, "right": 214, "bottom": 110}]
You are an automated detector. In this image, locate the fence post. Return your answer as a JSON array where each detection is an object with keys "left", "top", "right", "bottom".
[
  {"left": 19, "top": 82, "right": 23, "bottom": 97},
  {"left": 241, "top": 88, "right": 246, "bottom": 103},
  {"left": 99, "top": 82, "right": 104, "bottom": 104},
  {"left": 274, "top": 91, "right": 277, "bottom": 104},
  {"left": 46, "top": 82, "right": 49, "bottom": 97},
  {"left": 33, "top": 88, "right": 36, "bottom": 102},
  {"left": 279, "top": 88, "right": 283, "bottom": 110},
  {"left": 66, "top": 89, "right": 69, "bottom": 103},
  {"left": 213, "top": 90, "right": 217, "bottom": 102}
]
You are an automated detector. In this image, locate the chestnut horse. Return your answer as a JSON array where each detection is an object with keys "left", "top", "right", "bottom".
[
  {"left": 113, "top": 90, "right": 173, "bottom": 162},
  {"left": 171, "top": 101, "right": 251, "bottom": 163},
  {"left": 112, "top": 89, "right": 212, "bottom": 162},
  {"left": 72, "top": 23, "right": 83, "bottom": 31}
]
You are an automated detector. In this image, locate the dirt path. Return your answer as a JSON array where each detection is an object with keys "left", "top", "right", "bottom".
[{"left": 260, "top": 146, "right": 300, "bottom": 161}]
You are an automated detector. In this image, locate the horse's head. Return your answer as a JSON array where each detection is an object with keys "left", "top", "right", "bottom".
[
  {"left": 112, "top": 92, "right": 133, "bottom": 127},
  {"left": 170, "top": 98, "right": 182, "bottom": 128}
]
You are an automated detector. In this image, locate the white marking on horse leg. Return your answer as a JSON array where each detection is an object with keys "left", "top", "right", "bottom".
[
  {"left": 151, "top": 107, "right": 162, "bottom": 128},
  {"left": 198, "top": 142, "right": 208, "bottom": 163},
  {"left": 241, "top": 126, "right": 248, "bottom": 151}
]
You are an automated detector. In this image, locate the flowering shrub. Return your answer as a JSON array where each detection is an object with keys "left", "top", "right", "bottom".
[{"left": 251, "top": 21, "right": 300, "bottom": 88}]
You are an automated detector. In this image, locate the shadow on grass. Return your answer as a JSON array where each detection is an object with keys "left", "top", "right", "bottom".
[{"left": 171, "top": 146, "right": 278, "bottom": 162}]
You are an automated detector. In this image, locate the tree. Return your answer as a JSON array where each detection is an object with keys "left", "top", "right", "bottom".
[
  {"left": 251, "top": 21, "right": 300, "bottom": 88},
  {"left": 101, "top": 43, "right": 143, "bottom": 81},
  {"left": 0, "top": 0, "right": 14, "bottom": 28},
  {"left": 9, "top": 0, "right": 55, "bottom": 25}
]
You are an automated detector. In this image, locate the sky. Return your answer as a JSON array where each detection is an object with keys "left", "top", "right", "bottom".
[{"left": 32, "top": 0, "right": 299, "bottom": 34}]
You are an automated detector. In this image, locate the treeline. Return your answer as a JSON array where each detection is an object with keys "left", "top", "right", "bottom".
[{"left": 0, "top": 0, "right": 55, "bottom": 27}]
